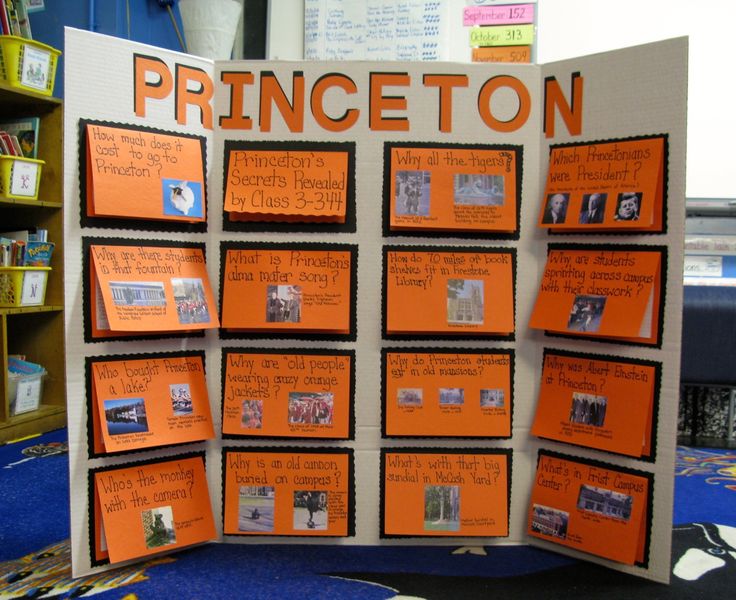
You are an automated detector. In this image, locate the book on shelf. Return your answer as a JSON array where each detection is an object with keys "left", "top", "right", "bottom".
[
  {"left": 0, "top": 117, "right": 39, "bottom": 158},
  {"left": 0, "top": 229, "right": 53, "bottom": 266},
  {"left": 14, "top": 0, "right": 31, "bottom": 38},
  {"left": 1, "top": 1, "right": 31, "bottom": 38}
]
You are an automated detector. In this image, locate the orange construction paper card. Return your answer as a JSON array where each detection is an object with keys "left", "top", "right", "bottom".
[
  {"left": 223, "top": 141, "right": 353, "bottom": 222},
  {"left": 528, "top": 245, "right": 665, "bottom": 344},
  {"left": 220, "top": 243, "right": 357, "bottom": 336},
  {"left": 384, "top": 246, "right": 515, "bottom": 337},
  {"left": 528, "top": 451, "right": 651, "bottom": 565},
  {"left": 90, "top": 243, "right": 219, "bottom": 332},
  {"left": 221, "top": 349, "right": 354, "bottom": 439},
  {"left": 90, "top": 353, "right": 214, "bottom": 455},
  {"left": 381, "top": 448, "right": 511, "bottom": 537},
  {"left": 538, "top": 136, "right": 666, "bottom": 232},
  {"left": 382, "top": 349, "right": 512, "bottom": 438},
  {"left": 385, "top": 143, "right": 520, "bottom": 235},
  {"left": 222, "top": 448, "right": 354, "bottom": 537},
  {"left": 93, "top": 454, "right": 216, "bottom": 564},
  {"left": 531, "top": 350, "right": 659, "bottom": 459},
  {"left": 84, "top": 121, "right": 206, "bottom": 223}
]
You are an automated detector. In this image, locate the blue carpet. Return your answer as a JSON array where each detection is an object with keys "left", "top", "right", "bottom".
[{"left": 1, "top": 431, "right": 735, "bottom": 599}]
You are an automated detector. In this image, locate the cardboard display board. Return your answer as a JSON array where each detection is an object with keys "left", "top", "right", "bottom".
[{"left": 64, "top": 28, "right": 687, "bottom": 583}]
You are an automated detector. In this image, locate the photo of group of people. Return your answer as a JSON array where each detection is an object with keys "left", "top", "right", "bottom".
[
  {"left": 453, "top": 174, "right": 505, "bottom": 206},
  {"left": 241, "top": 399, "right": 263, "bottom": 429},
  {"left": 394, "top": 170, "right": 431, "bottom": 216},
  {"left": 447, "top": 279, "right": 484, "bottom": 325},
  {"left": 287, "top": 392, "right": 334, "bottom": 425},
  {"left": 142, "top": 506, "right": 176, "bottom": 549},
  {"left": 172, "top": 277, "right": 211, "bottom": 324},
  {"left": 265, "top": 285, "right": 302, "bottom": 323},
  {"left": 170, "top": 384, "right": 193, "bottom": 416},
  {"left": 103, "top": 398, "right": 149, "bottom": 435},
  {"left": 569, "top": 392, "right": 608, "bottom": 427},
  {"left": 238, "top": 486, "right": 275, "bottom": 533},
  {"left": 541, "top": 191, "right": 642, "bottom": 225},
  {"left": 567, "top": 295, "right": 606, "bottom": 333},
  {"left": 424, "top": 485, "right": 460, "bottom": 531}
]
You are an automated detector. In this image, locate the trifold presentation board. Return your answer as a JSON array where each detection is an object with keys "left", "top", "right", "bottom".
[{"left": 63, "top": 27, "right": 686, "bottom": 583}]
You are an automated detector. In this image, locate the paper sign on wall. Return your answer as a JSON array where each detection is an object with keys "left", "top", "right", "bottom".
[
  {"left": 384, "top": 246, "right": 515, "bottom": 338},
  {"left": 82, "top": 120, "right": 207, "bottom": 224},
  {"left": 381, "top": 448, "right": 511, "bottom": 538},
  {"left": 382, "top": 348, "right": 512, "bottom": 438},
  {"left": 89, "top": 241, "right": 219, "bottom": 333},
  {"left": 528, "top": 451, "right": 651, "bottom": 566},
  {"left": 88, "top": 352, "right": 214, "bottom": 456},
  {"left": 531, "top": 350, "right": 659, "bottom": 459},
  {"left": 223, "top": 141, "right": 354, "bottom": 224},
  {"left": 91, "top": 454, "right": 216, "bottom": 565},
  {"left": 528, "top": 245, "right": 665, "bottom": 346},
  {"left": 538, "top": 136, "right": 666, "bottom": 232},
  {"left": 384, "top": 143, "right": 521, "bottom": 236},
  {"left": 221, "top": 349, "right": 354, "bottom": 440},
  {"left": 220, "top": 242, "right": 357, "bottom": 339},
  {"left": 222, "top": 447, "right": 354, "bottom": 537}
]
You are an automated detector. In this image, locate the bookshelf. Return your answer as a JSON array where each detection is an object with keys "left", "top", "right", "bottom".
[{"left": 0, "top": 80, "right": 65, "bottom": 442}]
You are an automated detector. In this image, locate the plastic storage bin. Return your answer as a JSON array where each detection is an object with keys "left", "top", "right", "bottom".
[
  {"left": 8, "top": 369, "right": 45, "bottom": 415},
  {"left": 0, "top": 155, "right": 44, "bottom": 200},
  {"left": 0, "top": 35, "right": 60, "bottom": 96},
  {"left": 0, "top": 266, "right": 49, "bottom": 307}
]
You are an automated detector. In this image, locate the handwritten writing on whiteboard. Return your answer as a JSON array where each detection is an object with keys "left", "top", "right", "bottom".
[{"left": 304, "top": 0, "right": 445, "bottom": 61}]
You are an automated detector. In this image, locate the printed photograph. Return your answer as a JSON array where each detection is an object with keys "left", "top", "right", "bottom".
[
  {"left": 172, "top": 277, "right": 210, "bottom": 324},
  {"left": 567, "top": 295, "right": 607, "bottom": 333},
  {"left": 109, "top": 281, "right": 166, "bottom": 307},
  {"left": 142, "top": 506, "right": 176, "bottom": 549},
  {"left": 162, "top": 178, "right": 204, "bottom": 218},
  {"left": 439, "top": 388, "right": 464, "bottom": 406},
  {"left": 447, "top": 279, "right": 484, "bottom": 324},
  {"left": 287, "top": 392, "right": 334, "bottom": 425},
  {"left": 241, "top": 399, "right": 263, "bottom": 429},
  {"left": 397, "top": 388, "right": 423, "bottom": 407},
  {"left": 103, "top": 398, "right": 149, "bottom": 435},
  {"left": 569, "top": 392, "right": 607, "bottom": 427},
  {"left": 453, "top": 174, "right": 505, "bottom": 206},
  {"left": 394, "top": 170, "right": 431, "bottom": 216},
  {"left": 541, "top": 192, "right": 569, "bottom": 224},
  {"left": 578, "top": 192, "right": 607, "bottom": 224},
  {"left": 265, "top": 285, "right": 302, "bottom": 323},
  {"left": 170, "top": 383, "right": 193, "bottom": 416},
  {"left": 480, "top": 388, "right": 505, "bottom": 408},
  {"left": 238, "top": 486, "right": 275, "bottom": 533},
  {"left": 424, "top": 485, "right": 460, "bottom": 532},
  {"left": 293, "top": 491, "right": 328, "bottom": 530},
  {"left": 530, "top": 504, "right": 569, "bottom": 540},
  {"left": 577, "top": 484, "right": 633, "bottom": 522},
  {"left": 614, "top": 191, "right": 642, "bottom": 221}
]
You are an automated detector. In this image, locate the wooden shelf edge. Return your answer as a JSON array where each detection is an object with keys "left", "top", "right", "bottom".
[
  {"left": 0, "top": 198, "right": 62, "bottom": 208},
  {"left": 0, "top": 405, "right": 66, "bottom": 444},
  {"left": 0, "top": 81, "right": 61, "bottom": 105},
  {"left": 0, "top": 305, "right": 63, "bottom": 316}
]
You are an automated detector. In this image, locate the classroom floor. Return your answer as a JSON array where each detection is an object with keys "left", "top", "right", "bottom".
[{"left": 1, "top": 429, "right": 735, "bottom": 599}]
